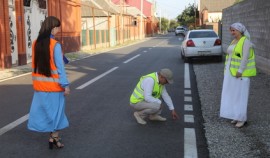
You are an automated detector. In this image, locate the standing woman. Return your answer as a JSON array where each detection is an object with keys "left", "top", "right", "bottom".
[
  {"left": 28, "top": 16, "right": 70, "bottom": 149},
  {"left": 220, "top": 22, "right": 256, "bottom": 128}
]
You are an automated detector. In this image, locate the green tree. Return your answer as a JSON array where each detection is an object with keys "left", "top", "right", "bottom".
[
  {"left": 177, "top": 4, "right": 198, "bottom": 28},
  {"left": 161, "top": 17, "right": 169, "bottom": 32},
  {"left": 169, "top": 20, "right": 178, "bottom": 29}
]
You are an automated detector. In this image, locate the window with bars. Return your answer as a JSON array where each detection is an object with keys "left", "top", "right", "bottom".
[{"left": 23, "top": 0, "right": 46, "bottom": 9}]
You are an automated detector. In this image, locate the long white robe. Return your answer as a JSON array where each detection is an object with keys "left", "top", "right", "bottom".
[{"left": 220, "top": 42, "right": 252, "bottom": 121}]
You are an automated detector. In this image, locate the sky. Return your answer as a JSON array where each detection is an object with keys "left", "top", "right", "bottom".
[{"left": 155, "top": 0, "right": 197, "bottom": 20}]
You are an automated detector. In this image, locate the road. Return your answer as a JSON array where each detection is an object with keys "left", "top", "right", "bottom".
[{"left": 0, "top": 34, "right": 209, "bottom": 158}]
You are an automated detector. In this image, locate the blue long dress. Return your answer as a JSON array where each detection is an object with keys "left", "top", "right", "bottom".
[{"left": 28, "top": 42, "right": 69, "bottom": 132}]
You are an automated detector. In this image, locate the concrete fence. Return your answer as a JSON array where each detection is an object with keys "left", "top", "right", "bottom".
[{"left": 222, "top": 0, "right": 270, "bottom": 74}]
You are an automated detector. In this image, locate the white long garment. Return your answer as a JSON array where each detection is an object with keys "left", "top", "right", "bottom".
[{"left": 220, "top": 44, "right": 250, "bottom": 121}]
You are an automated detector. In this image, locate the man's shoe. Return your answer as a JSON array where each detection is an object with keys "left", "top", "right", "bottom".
[
  {"left": 134, "top": 112, "right": 146, "bottom": 125},
  {"left": 235, "top": 121, "right": 246, "bottom": 128},
  {"left": 149, "top": 115, "right": 167, "bottom": 121}
]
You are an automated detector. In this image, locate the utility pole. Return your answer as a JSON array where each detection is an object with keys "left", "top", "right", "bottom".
[
  {"left": 194, "top": 0, "right": 196, "bottom": 29},
  {"left": 159, "top": 9, "right": 161, "bottom": 34},
  {"left": 140, "top": 0, "right": 143, "bottom": 39}
]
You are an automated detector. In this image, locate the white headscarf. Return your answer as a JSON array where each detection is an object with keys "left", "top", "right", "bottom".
[{"left": 230, "top": 22, "right": 251, "bottom": 40}]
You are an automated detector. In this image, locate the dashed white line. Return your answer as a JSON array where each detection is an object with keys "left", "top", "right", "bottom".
[
  {"left": 184, "top": 96, "right": 192, "bottom": 102},
  {"left": 184, "top": 104, "right": 193, "bottom": 111},
  {"left": 76, "top": 67, "right": 119, "bottom": 89},
  {"left": 0, "top": 114, "right": 29, "bottom": 136},
  {"left": 184, "top": 63, "right": 191, "bottom": 89},
  {"left": 184, "top": 115, "right": 195, "bottom": 123},
  {"left": 123, "top": 54, "right": 141, "bottom": 64},
  {"left": 184, "top": 128, "right": 198, "bottom": 158},
  {"left": 184, "top": 90, "right": 192, "bottom": 95}
]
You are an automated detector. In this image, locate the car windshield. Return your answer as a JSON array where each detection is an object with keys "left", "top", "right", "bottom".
[
  {"left": 189, "top": 31, "right": 218, "bottom": 38},
  {"left": 177, "top": 28, "right": 184, "bottom": 30}
]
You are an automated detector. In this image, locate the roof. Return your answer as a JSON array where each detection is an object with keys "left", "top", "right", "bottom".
[
  {"left": 81, "top": 1, "right": 109, "bottom": 17},
  {"left": 93, "top": 0, "right": 120, "bottom": 14},
  {"left": 125, "top": 6, "right": 146, "bottom": 18},
  {"left": 199, "top": 0, "right": 235, "bottom": 12}
]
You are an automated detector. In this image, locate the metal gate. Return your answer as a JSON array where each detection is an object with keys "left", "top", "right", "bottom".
[
  {"left": 9, "top": 0, "right": 18, "bottom": 65},
  {"left": 24, "top": 0, "right": 47, "bottom": 63}
]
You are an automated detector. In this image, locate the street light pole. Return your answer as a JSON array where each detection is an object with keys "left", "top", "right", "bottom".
[
  {"left": 140, "top": 0, "right": 143, "bottom": 39},
  {"left": 194, "top": 0, "right": 196, "bottom": 29}
]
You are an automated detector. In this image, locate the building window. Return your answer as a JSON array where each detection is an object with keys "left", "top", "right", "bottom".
[
  {"left": 38, "top": 0, "right": 46, "bottom": 9},
  {"left": 8, "top": 0, "right": 14, "bottom": 6},
  {"left": 23, "top": 0, "right": 46, "bottom": 9},
  {"left": 24, "top": 0, "right": 31, "bottom": 7}
]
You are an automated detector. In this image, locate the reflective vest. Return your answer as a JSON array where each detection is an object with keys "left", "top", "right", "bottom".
[
  {"left": 225, "top": 36, "right": 256, "bottom": 77},
  {"left": 32, "top": 39, "right": 64, "bottom": 92},
  {"left": 130, "top": 73, "right": 163, "bottom": 104}
]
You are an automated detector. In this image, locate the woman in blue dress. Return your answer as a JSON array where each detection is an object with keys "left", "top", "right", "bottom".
[{"left": 28, "top": 16, "right": 70, "bottom": 149}]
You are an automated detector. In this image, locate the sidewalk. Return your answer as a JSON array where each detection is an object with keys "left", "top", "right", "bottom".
[{"left": 193, "top": 61, "right": 270, "bottom": 158}]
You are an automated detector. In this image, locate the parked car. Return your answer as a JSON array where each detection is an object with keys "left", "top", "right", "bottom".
[
  {"left": 180, "top": 29, "right": 223, "bottom": 62},
  {"left": 175, "top": 27, "right": 187, "bottom": 36}
]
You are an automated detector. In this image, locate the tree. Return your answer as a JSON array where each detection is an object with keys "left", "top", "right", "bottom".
[
  {"left": 161, "top": 17, "right": 169, "bottom": 32},
  {"left": 177, "top": 4, "right": 199, "bottom": 28},
  {"left": 169, "top": 20, "right": 178, "bottom": 29}
]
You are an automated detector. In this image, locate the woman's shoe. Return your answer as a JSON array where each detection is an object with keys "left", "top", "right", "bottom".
[
  {"left": 49, "top": 138, "right": 54, "bottom": 149},
  {"left": 52, "top": 136, "right": 64, "bottom": 148},
  {"left": 48, "top": 136, "right": 64, "bottom": 149},
  {"left": 231, "top": 120, "right": 237, "bottom": 124},
  {"left": 235, "top": 121, "right": 246, "bottom": 128}
]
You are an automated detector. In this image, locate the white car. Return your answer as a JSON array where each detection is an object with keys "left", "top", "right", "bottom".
[
  {"left": 180, "top": 29, "right": 223, "bottom": 62},
  {"left": 175, "top": 27, "right": 187, "bottom": 36}
]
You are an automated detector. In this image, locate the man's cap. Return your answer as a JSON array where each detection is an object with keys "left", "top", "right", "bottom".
[{"left": 160, "top": 68, "right": 174, "bottom": 84}]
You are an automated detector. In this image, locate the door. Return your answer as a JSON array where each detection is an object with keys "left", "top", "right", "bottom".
[
  {"left": 24, "top": 0, "right": 47, "bottom": 63},
  {"left": 9, "top": 0, "right": 18, "bottom": 65}
]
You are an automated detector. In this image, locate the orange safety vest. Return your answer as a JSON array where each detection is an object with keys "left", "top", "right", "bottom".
[{"left": 32, "top": 38, "right": 64, "bottom": 92}]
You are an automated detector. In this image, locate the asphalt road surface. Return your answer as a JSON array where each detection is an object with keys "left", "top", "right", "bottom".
[{"left": 0, "top": 33, "right": 209, "bottom": 158}]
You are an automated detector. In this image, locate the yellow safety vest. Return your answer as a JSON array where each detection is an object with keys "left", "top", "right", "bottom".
[
  {"left": 130, "top": 73, "right": 163, "bottom": 104},
  {"left": 225, "top": 36, "right": 256, "bottom": 77}
]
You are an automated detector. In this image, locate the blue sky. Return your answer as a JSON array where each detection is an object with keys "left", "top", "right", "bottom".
[{"left": 155, "top": 0, "right": 197, "bottom": 20}]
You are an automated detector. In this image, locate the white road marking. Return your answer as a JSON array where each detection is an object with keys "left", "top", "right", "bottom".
[
  {"left": 184, "top": 104, "right": 193, "bottom": 111},
  {"left": 184, "top": 90, "right": 191, "bottom": 95},
  {"left": 184, "top": 96, "right": 192, "bottom": 102},
  {"left": 0, "top": 114, "right": 29, "bottom": 136},
  {"left": 184, "top": 115, "right": 195, "bottom": 123},
  {"left": 76, "top": 67, "right": 118, "bottom": 89},
  {"left": 123, "top": 54, "right": 141, "bottom": 64},
  {"left": 143, "top": 51, "right": 147, "bottom": 53},
  {"left": 184, "top": 128, "right": 198, "bottom": 158},
  {"left": 184, "top": 63, "right": 191, "bottom": 89},
  {"left": 0, "top": 72, "right": 31, "bottom": 83}
]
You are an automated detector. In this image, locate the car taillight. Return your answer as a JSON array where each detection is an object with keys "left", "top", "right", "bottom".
[
  {"left": 214, "top": 39, "right": 221, "bottom": 46},
  {"left": 186, "top": 40, "right": 195, "bottom": 47}
]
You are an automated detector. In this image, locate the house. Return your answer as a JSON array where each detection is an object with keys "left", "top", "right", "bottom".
[
  {"left": 198, "top": 0, "right": 235, "bottom": 34},
  {"left": 0, "top": 0, "right": 81, "bottom": 69}
]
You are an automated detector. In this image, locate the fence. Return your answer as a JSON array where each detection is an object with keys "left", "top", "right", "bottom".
[{"left": 80, "top": 2, "right": 156, "bottom": 50}]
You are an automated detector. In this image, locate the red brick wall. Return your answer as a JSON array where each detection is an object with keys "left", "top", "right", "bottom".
[
  {"left": 15, "top": 0, "right": 27, "bottom": 65},
  {"left": 48, "top": 0, "right": 81, "bottom": 53}
]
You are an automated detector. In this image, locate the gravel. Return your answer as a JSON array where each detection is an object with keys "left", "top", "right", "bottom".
[{"left": 193, "top": 60, "right": 270, "bottom": 158}]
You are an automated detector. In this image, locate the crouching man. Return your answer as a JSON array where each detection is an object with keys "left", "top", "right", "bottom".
[{"left": 130, "top": 68, "right": 179, "bottom": 125}]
